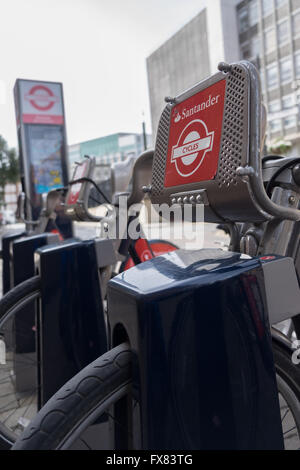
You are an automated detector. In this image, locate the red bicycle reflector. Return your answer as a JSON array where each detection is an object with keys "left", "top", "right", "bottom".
[{"left": 67, "top": 160, "right": 89, "bottom": 205}]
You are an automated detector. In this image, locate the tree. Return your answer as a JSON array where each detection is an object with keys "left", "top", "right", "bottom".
[
  {"left": 7, "top": 147, "right": 20, "bottom": 187},
  {"left": 0, "top": 136, "right": 9, "bottom": 206},
  {"left": 0, "top": 135, "right": 20, "bottom": 208},
  {"left": 268, "top": 138, "right": 292, "bottom": 156}
]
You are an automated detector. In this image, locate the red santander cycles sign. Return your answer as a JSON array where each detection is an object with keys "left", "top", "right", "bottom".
[
  {"left": 19, "top": 80, "right": 64, "bottom": 125},
  {"left": 164, "top": 79, "right": 226, "bottom": 188}
]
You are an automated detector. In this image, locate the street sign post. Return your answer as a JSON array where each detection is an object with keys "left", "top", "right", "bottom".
[{"left": 14, "top": 79, "right": 72, "bottom": 238}]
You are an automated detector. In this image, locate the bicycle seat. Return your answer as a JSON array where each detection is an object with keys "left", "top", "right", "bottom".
[
  {"left": 111, "top": 154, "right": 137, "bottom": 203},
  {"left": 112, "top": 150, "right": 154, "bottom": 206},
  {"left": 150, "top": 60, "right": 300, "bottom": 223},
  {"left": 128, "top": 150, "right": 153, "bottom": 206},
  {"left": 43, "top": 189, "right": 62, "bottom": 218}
]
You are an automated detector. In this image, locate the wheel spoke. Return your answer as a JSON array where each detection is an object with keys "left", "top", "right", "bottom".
[
  {"left": 281, "top": 408, "right": 290, "bottom": 423},
  {"left": 283, "top": 425, "right": 297, "bottom": 436}
]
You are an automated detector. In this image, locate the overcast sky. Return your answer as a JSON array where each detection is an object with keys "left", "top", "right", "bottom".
[{"left": 0, "top": 0, "right": 204, "bottom": 148}]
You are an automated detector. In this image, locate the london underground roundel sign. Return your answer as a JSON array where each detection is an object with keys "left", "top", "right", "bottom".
[
  {"left": 19, "top": 80, "right": 64, "bottom": 125},
  {"left": 164, "top": 79, "right": 226, "bottom": 188},
  {"left": 27, "top": 85, "right": 58, "bottom": 111}
]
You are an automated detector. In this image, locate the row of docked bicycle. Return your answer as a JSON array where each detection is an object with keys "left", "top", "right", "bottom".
[{"left": 0, "top": 60, "right": 300, "bottom": 450}]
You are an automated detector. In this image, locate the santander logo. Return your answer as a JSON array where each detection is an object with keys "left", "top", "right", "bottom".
[
  {"left": 174, "top": 113, "right": 181, "bottom": 123},
  {"left": 173, "top": 94, "right": 221, "bottom": 124}
]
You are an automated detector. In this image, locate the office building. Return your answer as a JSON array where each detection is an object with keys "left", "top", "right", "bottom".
[
  {"left": 147, "top": 0, "right": 240, "bottom": 137},
  {"left": 147, "top": 0, "right": 300, "bottom": 154},
  {"left": 237, "top": 0, "right": 300, "bottom": 153},
  {"left": 68, "top": 132, "right": 151, "bottom": 180}
]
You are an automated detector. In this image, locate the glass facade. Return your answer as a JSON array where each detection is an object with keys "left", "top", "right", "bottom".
[
  {"left": 267, "top": 64, "right": 279, "bottom": 88},
  {"left": 270, "top": 119, "right": 282, "bottom": 132},
  {"left": 275, "top": 0, "right": 287, "bottom": 7},
  {"left": 280, "top": 57, "right": 293, "bottom": 83},
  {"left": 264, "top": 28, "right": 276, "bottom": 52},
  {"left": 277, "top": 20, "right": 289, "bottom": 46},
  {"left": 249, "top": 0, "right": 259, "bottom": 26},
  {"left": 251, "top": 36, "right": 261, "bottom": 56},
  {"left": 293, "top": 12, "right": 300, "bottom": 37},
  {"left": 268, "top": 100, "right": 281, "bottom": 113},
  {"left": 282, "top": 94, "right": 295, "bottom": 109},
  {"left": 262, "top": 0, "right": 273, "bottom": 17},
  {"left": 238, "top": 6, "right": 249, "bottom": 32},
  {"left": 284, "top": 115, "right": 297, "bottom": 128},
  {"left": 295, "top": 52, "right": 300, "bottom": 78},
  {"left": 237, "top": 0, "right": 300, "bottom": 144}
]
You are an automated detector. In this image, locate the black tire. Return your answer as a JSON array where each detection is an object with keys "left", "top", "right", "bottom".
[
  {"left": 12, "top": 343, "right": 132, "bottom": 450},
  {"left": 0, "top": 276, "right": 41, "bottom": 449},
  {"left": 272, "top": 339, "right": 300, "bottom": 449},
  {"left": 273, "top": 340, "right": 300, "bottom": 400},
  {"left": 11, "top": 338, "right": 300, "bottom": 450},
  {"left": 0, "top": 276, "right": 40, "bottom": 320}
]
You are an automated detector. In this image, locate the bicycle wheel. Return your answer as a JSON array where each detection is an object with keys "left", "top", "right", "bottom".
[
  {"left": 0, "top": 276, "right": 41, "bottom": 449},
  {"left": 12, "top": 339, "right": 300, "bottom": 450},
  {"left": 12, "top": 342, "right": 134, "bottom": 450},
  {"left": 272, "top": 339, "right": 300, "bottom": 449}
]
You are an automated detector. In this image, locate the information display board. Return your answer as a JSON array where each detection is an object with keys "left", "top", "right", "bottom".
[
  {"left": 14, "top": 79, "right": 72, "bottom": 238},
  {"left": 25, "top": 125, "right": 64, "bottom": 194}
]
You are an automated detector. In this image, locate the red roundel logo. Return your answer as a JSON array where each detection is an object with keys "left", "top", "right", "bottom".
[
  {"left": 171, "top": 119, "right": 214, "bottom": 177},
  {"left": 25, "top": 85, "right": 58, "bottom": 111},
  {"left": 260, "top": 256, "right": 276, "bottom": 261}
]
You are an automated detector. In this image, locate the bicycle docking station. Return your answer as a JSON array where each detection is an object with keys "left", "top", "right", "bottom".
[
  {"left": 35, "top": 237, "right": 115, "bottom": 407},
  {"left": 107, "top": 61, "right": 300, "bottom": 449},
  {"left": 2, "top": 231, "right": 58, "bottom": 392},
  {"left": 11, "top": 233, "right": 60, "bottom": 394},
  {"left": 1, "top": 155, "right": 97, "bottom": 401},
  {"left": 2, "top": 231, "right": 26, "bottom": 294},
  {"left": 2, "top": 227, "right": 115, "bottom": 409},
  {"left": 0, "top": 231, "right": 61, "bottom": 411},
  {"left": 108, "top": 249, "right": 288, "bottom": 449},
  {"left": 3, "top": 60, "right": 300, "bottom": 450}
]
